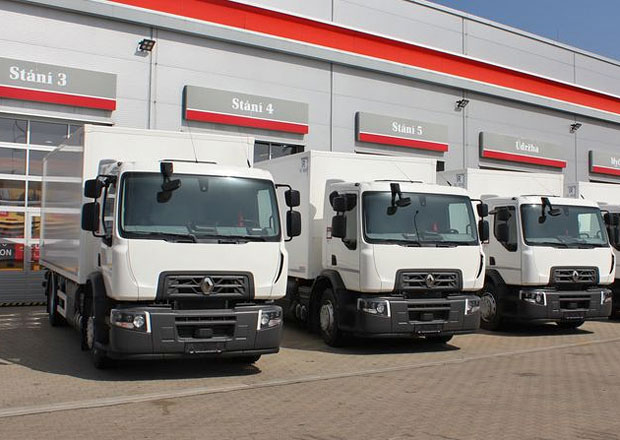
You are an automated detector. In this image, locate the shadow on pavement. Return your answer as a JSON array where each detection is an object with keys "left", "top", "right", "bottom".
[
  {"left": 0, "top": 307, "right": 261, "bottom": 381},
  {"left": 280, "top": 322, "right": 461, "bottom": 355},
  {"left": 478, "top": 321, "right": 594, "bottom": 337}
]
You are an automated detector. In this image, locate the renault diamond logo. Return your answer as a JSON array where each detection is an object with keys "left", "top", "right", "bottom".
[
  {"left": 425, "top": 274, "right": 436, "bottom": 288},
  {"left": 571, "top": 270, "right": 580, "bottom": 283},
  {"left": 200, "top": 277, "right": 214, "bottom": 295}
]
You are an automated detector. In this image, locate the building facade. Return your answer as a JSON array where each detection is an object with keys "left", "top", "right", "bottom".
[{"left": 1, "top": 0, "right": 620, "bottom": 303}]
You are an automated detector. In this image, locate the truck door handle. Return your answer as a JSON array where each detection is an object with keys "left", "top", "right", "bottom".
[
  {"left": 489, "top": 257, "right": 496, "bottom": 266},
  {"left": 331, "top": 255, "right": 337, "bottom": 266}
]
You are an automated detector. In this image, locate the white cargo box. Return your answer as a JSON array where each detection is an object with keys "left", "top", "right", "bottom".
[
  {"left": 40, "top": 125, "right": 254, "bottom": 284},
  {"left": 439, "top": 168, "right": 564, "bottom": 199},
  {"left": 258, "top": 151, "right": 437, "bottom": 280},
  {"left": 566, "top": 181, "right": 620, "bottom": 205}
]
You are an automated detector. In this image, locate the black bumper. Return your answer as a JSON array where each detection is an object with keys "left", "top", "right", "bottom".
[
  {"left": 514, "top": 288, "right": 612, "bottom": 323},
  {"left": 105, "top": 305, "right": 282, "bottom": 360},
  {"left": 344, "top": 295, "right": 480, "bottom": 338}
]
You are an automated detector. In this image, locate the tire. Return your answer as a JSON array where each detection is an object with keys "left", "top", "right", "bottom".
[
  {"left": 46, "top": 274, "right": 66, "bottom": 327},
  {"left": 557, "top": 320, "right": 585, "bottom": 330},
  {"left": 425, "top": 334, "right": 453, "bottom": 344},
  {"left": 235, "top": 355, "right": 261, "bottom": 364},
  {"left": 318, "top": 288, "right": 345, "bottom": 347},
  {"left": 479, "top": 282, "right": 503, "bottom": 331},
  {"left": 84, "top": 293, "right": 113, "bottom": 369}
]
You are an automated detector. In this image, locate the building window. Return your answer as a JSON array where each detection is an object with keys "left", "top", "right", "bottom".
[{"left": 254, "top": 141, "right": 304, "bottom": 163}]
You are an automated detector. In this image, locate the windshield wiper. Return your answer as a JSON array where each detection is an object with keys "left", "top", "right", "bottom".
[
  {"left": 373, "top": 238, "right": 421, "bottom": 247},
  {"left": 130, "top": 231, "right": 198, "bottom": 243},
  {"left": 529, "top": 241, "right": 568, "bottom": 248}
]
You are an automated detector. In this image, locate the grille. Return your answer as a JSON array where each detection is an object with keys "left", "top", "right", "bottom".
[
  {"left": 398, "top": 271, "right": 461, "bottom": 291},
  {"left": 552, "top": 268, "right": 598, "bottom": 285},
  {"left": 161, "top": 274, "right": 250, "bottom": 299},
  {"left": 407, "top": 303, "right": 451, "bottom": 322},
  {"left": 558, "top": 295, "right": 591, "bottom": 311},
  {"left": 175, "top": 315, "right": 237, "bottom": 340}
]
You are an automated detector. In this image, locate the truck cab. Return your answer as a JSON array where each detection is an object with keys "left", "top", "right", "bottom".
[
  {"left": 78, "top": 159, "right": 294, "bottom": 363},
  {"left": 304, "top": 180, "right": 485, "bottom": 345},
  {"left": 481, "top": 195, "right": 614, "bottom": 329}
]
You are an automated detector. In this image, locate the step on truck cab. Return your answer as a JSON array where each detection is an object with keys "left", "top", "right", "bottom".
[
  {"left": 41, "top": 126, "right": 301, "bottom": 367},
  {"left": 567, "top": 181, "right": 620, "bottom": 319},
  {"left": 441, "top": 169, "right": 614, "bottom": 330},
  {"left": 259, "top": 151, "right": 487, "bottom": 346}
]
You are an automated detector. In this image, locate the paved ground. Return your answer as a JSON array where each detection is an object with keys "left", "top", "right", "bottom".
[{"left": 1, "top": 306, "right": 619, "bottom": 439}]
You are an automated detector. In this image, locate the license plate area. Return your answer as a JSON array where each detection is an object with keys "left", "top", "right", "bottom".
[
  {"left": 414, "top": 323, "right": 443, "bottom": 334},
  {"left": 562, "top": 311, "right": 586, "bottom": 321}
]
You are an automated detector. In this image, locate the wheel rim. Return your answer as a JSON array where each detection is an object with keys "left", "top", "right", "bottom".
[
  {"left": 480, "top": 292, "right": 497, "bottom": 323},
  {"left": 86, "top": 316, "right": 95, "bottom": 350},
  {"left": 320, "top": 301, "right": 335, "bottom": 336}
]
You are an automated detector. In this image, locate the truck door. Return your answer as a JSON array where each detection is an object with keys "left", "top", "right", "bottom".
[
  {"left": 488, "top": 205, "right": 521, "bottom": 285},
  {"left": 326, "top": 191, "right": 360, "bottom": 291}
]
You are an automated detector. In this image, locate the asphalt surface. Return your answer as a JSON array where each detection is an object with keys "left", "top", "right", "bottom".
[{"left": 1, "top": 306, "right": 619, "bottom": 439}]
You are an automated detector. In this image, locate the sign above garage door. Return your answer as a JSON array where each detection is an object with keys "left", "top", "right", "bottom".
[
  {"left": 479, "top": 132, "right": 566, "bottom": 168},
  {"left": 0, "top": 57, "right": 116, "bottom": 111},
  {"left": 184, "top": 86, "right": 309, "bottom": 134},
  {"left": 356, "top": 112, "right": 449, "bottom": 152}
]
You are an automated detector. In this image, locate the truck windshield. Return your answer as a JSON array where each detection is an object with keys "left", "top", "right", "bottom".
[
  {"left": 521, "top": 204, "right": 607, "bottom": 248},
  {"left": 363, "top": 192, "right": 478, "bottom": 246},
  {"left": 119, "top": 173, "right": 280, "bottom": 242}
]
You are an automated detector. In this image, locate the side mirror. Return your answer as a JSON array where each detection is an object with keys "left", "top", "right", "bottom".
[
  {"left": 81, "top": 202, "right": 100, "bottom": 232},
  {"left": 477, "top": 203, "right": 489, "bottom": 218},
  {"left": 496, "top": 209, "right": 511, "bottom": 222},
  {"left": 285, "top": 189, "right": 300, "bottom": 208},
  {"left": 496, "top": 223, "right": 509, "bottom": 243},
  {"left": 286, "top": 210, "right": 301, "bottom": 238},
  {"left": 84, "top": 179, "right": 103, "bottom": 199},
  {"left": 331, "top": 194, "right": 356, "bottom": 212},
  {"left": 331, "top": 215, "right": 346, "bottom": 239},
  {"left": 479, "top": 220, "right": 489, "bottom": 242}
]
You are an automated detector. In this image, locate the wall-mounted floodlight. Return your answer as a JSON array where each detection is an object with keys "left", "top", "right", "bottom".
[
  {"left": 570, "top": 122, "right": 582, "bottom": 133},
  {"left": 138, "top": 38, "right": 156, "bottom": 52},
  {"left": 455, "top": 98, "right": 470, "bottom": 111}
]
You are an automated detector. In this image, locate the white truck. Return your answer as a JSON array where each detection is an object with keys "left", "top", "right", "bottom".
[
  {"left": 567, "top": 181, "right": 620, "bottom": 319},
  {"left": 441, "top": 168, "right": 614, "bottom": 330},
  {"left": 259, "top": 151, "right": 487, "bottom": 346},
  {"left": 41, "top": 125, "right": 300, "bottom": 367}
]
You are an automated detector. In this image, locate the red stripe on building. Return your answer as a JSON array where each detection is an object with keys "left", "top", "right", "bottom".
[
  {"left": 591, "top": 165, "right": 620, "bottom": 176},
  {"left": 0, "top": 85, "right": 116, "bottom": 110},
  {"left": 111, "top": 0, "right": 620, "bottom": 115},
  {"left": 185, "top": 109, "right": 309, "bottom": 134},
  {"left": 359, "top": 132, "right": 448, "bottom": 152},
  {"left": 482, "top": 149, "right": 566, "bottom": 168}
]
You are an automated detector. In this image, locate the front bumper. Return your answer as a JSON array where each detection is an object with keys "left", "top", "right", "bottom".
[
  {"left": 349, "top": 295, "right": 480, "bottom": 337},
  {"left": 515, "top": 288, "right": 612, "bottom": 323},
  {"left": 105, "top": 305, "right": 283, "bottom": 360}
]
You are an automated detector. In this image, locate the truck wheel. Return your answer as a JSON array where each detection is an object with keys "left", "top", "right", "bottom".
[
  {"left": 85, "top": 296, "right": 113, "bottom": 369},
  {"left": 425, "top": 334, "right": 453, "bottom": 344},
  {"left": 46, "top": 274, "right": 66, "bottom": 327},
  {"left": 557, "top": 320, "right": 585, "bottom": 330},
  {"left": 319, "top": 289, "right": 345, "bottom": 347},
  {"left": 479, "top": 283, "right": 503, "bottom": 331}
]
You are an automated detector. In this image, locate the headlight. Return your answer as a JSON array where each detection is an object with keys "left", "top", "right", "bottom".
[
  {"left": 601, "top": 290, "right": 613, "bottom": 305},
  {"left": 520, "top": 290, "right": 547, "bottom": 306},
  {"left": 357, "top": 298, "right": 391, "bottom": 317},
  {"left": 110, "top": 310, "right": 151, "bottom": 333},
  {"left": 465, "top": 298, "right": 480, "bottom": 315},
  {"left": 257, "top": 308, "right": 282, "bottom": 330}
]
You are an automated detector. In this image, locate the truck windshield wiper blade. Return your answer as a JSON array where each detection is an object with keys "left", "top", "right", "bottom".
[
  {"left": 531, "top": 241, "right": 568, "bottom": 248},
  {"left": 130, "top": 231, "right": 198, "bottom": 243}
]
